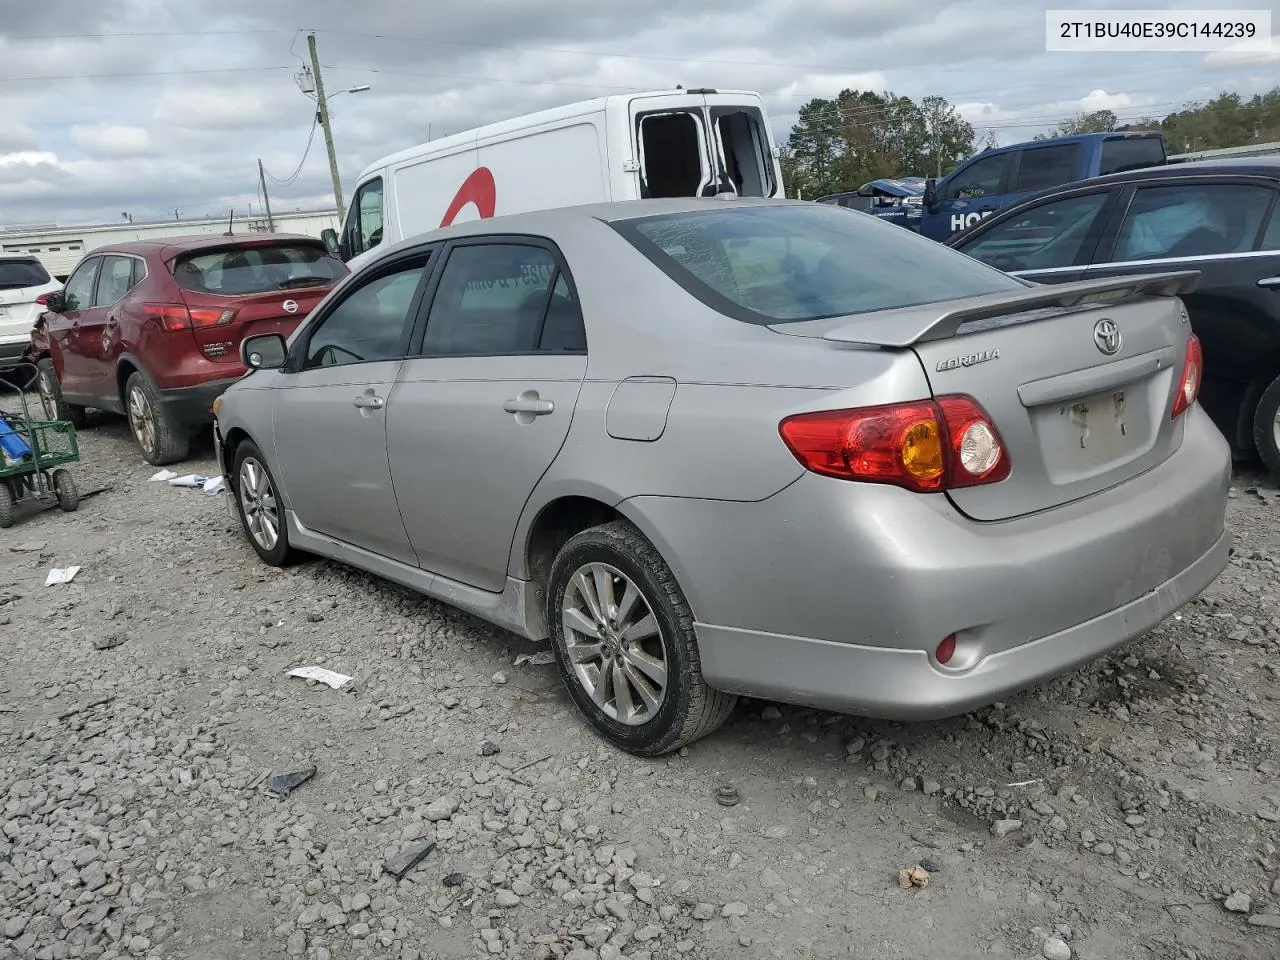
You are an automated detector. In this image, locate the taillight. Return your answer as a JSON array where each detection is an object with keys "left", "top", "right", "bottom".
[
  {"left": 778, "top": 395, "right": 1010, "bottom": 492},
  {"left": 1171, "top": 333, "right": 1202, "bottom": 420},
  {"left": 36, "top": 292, "right": 50, "bottom": 305},
  {"left": 144, "top": 304, "right": 236, "bottom": 331}
]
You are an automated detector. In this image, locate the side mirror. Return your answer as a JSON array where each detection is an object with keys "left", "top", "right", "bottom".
[
  {"left": 923, "top": 179, "right": 938, "bottom": 213},
  {"left": 241, "top": 333, "right": 288, "bottom": 371},
  {"left": 320, "top": 228, "right": 340, "bottom": 258},
  {"left": 43, "top": 291, "right": 67, "bottom": 314}
]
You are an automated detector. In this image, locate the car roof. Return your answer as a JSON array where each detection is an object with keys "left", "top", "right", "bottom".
[
  {"left": 371, "top": 196, "right": 808, "bottom": 261},
  {"left": 1008, "top": 156, "right": 1280, "bottom": 206},
  {"left": 82, "top": 232, "right": 328, "bottom": 260}
]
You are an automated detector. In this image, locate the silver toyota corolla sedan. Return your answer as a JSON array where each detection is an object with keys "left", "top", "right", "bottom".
[{"left": 211, "top": 196, "right": 1232, "bottom": 756}]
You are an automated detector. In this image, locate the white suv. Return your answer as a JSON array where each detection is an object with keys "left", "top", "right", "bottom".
[{"left": 0, "top": 254, "right": 61, "bottom": 368}]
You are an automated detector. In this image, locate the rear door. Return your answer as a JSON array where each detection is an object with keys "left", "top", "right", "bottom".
[
  {"left": 1081, "top": 176, "right": 1280, "bottom": 440},
  {"left": 85, "top": 254, "right": 143, "bottom": 399},
  {"left": 631, "top": 95, "right": 714, "bottom": 199},
  {"left": 950, "top": 186, "right": 1121, "bottom": 284},
  {"left": 388, "top": 237, "right": 588, "bottom": 591}
]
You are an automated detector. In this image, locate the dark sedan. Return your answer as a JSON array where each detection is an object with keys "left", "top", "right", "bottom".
[{"left": 946, "top": 157, "right": 1280, "bottom": 475}]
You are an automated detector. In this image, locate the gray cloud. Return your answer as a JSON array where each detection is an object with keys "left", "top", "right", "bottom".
[{"left": 0, "top": 0, "right": 1275, "bottom": 226}]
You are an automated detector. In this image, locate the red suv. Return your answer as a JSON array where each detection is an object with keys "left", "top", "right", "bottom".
[{"left": 28, "top": 234, "right": 347, "bottom": 464}]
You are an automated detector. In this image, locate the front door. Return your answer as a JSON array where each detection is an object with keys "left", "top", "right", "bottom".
[
  {"left": 920, "top": 150, "right": 1013, "bottom": 241},
  {"left": 950, "top": 186, "right": 1118, "bottom": 285},
  {"left": 270, "top": 251, "right": 436, "bottom": 565},
  {"left": 85, "top": 254, "right": 138, "bottom": 400},
  {"left": 47, "top": 256, "right": 102, "bottom": 402},
  {"left": 388, "top": 239, "right": 588, "bottom": 592}
]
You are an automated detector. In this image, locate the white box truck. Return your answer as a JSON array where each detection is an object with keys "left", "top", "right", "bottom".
[{"left": 321, "top": 88, "right": 785, "bottom": 271}]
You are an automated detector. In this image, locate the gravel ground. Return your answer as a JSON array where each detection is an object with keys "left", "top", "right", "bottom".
[{"left": 2, "top": 406, "right": 1279, "bottom": 960}]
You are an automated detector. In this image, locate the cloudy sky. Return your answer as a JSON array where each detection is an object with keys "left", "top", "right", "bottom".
[{"left": 1, "top": 0, "right": 1277, "bottom": 227}]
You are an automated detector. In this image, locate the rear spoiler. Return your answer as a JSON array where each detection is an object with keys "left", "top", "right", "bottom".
[{"left": 817, "top": 271, "right": 1201, "bottom": 349}]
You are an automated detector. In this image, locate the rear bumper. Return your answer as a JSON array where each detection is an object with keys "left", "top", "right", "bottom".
[
  {"left": 0, "top": 338, "right": 28, "bottom": 363},
  {"left": 159, "top": 376, "right": 241, "bottom": 427},
  {"left": 619, "top": 404, "right": 1232, "bottom": 720},
  {"left": 694, "top": 528, "right": 1229, "bottom": 720}
]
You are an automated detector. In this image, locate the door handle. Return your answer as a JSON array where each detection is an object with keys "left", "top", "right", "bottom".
[
  {"left": 503, "top": 396, "right": 554, "bottom": 415},
  {"left": 353, "top": 394, "right": 384, "bottom": 409},
  {"left": 1258, "top": 276, "right": 1280, "bottom": 289}
]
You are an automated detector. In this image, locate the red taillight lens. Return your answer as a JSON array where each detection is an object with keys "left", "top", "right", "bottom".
[
  {"left": 1171, "top": 333, "right": 1202, "bottom": 420},
  {"left": 144, "top": 304, "right": 236, "bottom": 331},
  {"left": 935, "top": 634, "right": 957, "bottom": 665},
  {"left": 36, "top": 292, "right": 50, "bottom": 305},
  {"left": 779, "top": 395, "right": 1010, "bottom": 492}
]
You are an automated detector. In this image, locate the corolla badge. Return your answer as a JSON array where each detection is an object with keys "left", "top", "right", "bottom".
[
  {"left": 282, "top": 299, "right": 299, "bottom": 314},
  {"left": 936, "top": 347, "right": 1000, "bottom": 372}
]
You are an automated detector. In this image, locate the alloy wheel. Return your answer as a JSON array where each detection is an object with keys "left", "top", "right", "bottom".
[
  {"left": 561, "top": 562, "right": 668, "bottom": 725},
  {"left": 238, "top": 456, "right": 279, "bottom": 551},
  {"left": 128, "top": 386, "right": 156, "bottom": 456}
]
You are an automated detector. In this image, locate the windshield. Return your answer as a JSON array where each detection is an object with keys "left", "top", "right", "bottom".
[
  {"left": 0, "top": 258, "right": 52, "bottom": 291},
  {"left": 173, "top": 243, "right": 345, "bottom": 296},
  {"left": 612, "top": 202, "right": 1025, "bottom": 324}
]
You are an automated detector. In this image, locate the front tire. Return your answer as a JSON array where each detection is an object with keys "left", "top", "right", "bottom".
[
  {"left": 37, "top": 358, "right": 86, "bottom": 428},
  {"left": 546, "top": 520, "right": 736, "bottom": 756},
  {"left": 1252, "top": 373, "right": 1280, "bottom": 481},
  {"left": 232, "top": 441, "right": 295, "bottom": 566},
  {"left": 125, "top": 371, "right": 188, "bottom": 466}
]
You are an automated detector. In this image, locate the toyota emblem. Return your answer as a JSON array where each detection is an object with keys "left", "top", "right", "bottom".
[
  {"left": 282, "top": 299, "right": 299, "bottom": 314},
  {"left": 1092, "top": 318, "right": 1121, "bottom": 356}
]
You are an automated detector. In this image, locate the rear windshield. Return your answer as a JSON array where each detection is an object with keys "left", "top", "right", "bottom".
[
  {"left": 173, "top": 243, "right": 345, "bottom": 296},
  {"left": 0, "top": 258, "right": 52, "bottom": 290},
  {"left": 1100, "top": 136, "right": 1165, "bottom": 175},
  {"left": 612, "top": 202, "right": 1025, "bottom": 324}
]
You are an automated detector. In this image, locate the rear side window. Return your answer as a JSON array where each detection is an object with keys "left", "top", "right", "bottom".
[
  {"left": 0, "top": 258, "right": 51, "bottom": 290},
  {"left": 1100, "top": 136, "right": 1165, "bottom": 175},
  {"left": 1013, "top": 144, "right": 1080, "bottom": 193},
  {"left": 1111, "top": 183, "right": 1275, "bottom": 262},
  {"left": 94, "top": 256, "right": 137, "bottom": 306},
  {"left": 614, "top": 202, "right": 1025, "bottom": 324},
  {"left": 173, "top": 244, "right": 344, "bottom": 296}
]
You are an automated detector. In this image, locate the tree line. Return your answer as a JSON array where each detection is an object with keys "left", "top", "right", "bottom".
[{"left": 782, "top": 85, "right": 1280, "bottom": 200}]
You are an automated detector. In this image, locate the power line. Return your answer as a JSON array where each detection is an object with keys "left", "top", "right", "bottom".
[
  {"left": 262, "top": 115, "right": 320, "bottom": 187},
  {"left": 0, "top": 65, "right": 292, "bottom": 83},
  {"left": 1, "top": 29, "right": 288, "bottom": 39}
]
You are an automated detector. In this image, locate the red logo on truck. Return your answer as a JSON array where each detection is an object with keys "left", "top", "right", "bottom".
[{"left": 440, "top": 167, "right": 496, "bottom": 227}]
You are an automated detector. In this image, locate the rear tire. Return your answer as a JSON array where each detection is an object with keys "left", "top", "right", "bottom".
[
  {"left": 37, "top": 358, "right": 86, "bottom": 428},
  {"left": 125, "top": 371, "right": 188, "bottom": 465},
  {"left": 1252, "top": 374, "right": 1280, "bottom": 481},
  {"left": 0, "top": 482, "right": 14, "bottom": 528},
  {"left": 546, "top": 520, "right": 737, "bottom": 756},
  {"left": 52, "top": 469, "right": 79, "bottom": 512}
]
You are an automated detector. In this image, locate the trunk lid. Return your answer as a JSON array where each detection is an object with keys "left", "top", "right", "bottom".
[
  {"left": 170, "top": 240, "right": 345, "bottom": 363},
  {"left": 179, "top": 285, "right": 331, "bottom": 363},
  {"left": 772, "top": 271, "right": 1200, "bottom": 521}
]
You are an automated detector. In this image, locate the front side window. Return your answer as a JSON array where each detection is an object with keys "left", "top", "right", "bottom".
[
  {"left": 1111, "top": 183, "right": 1275, "bottom": 262},
  {"left": 423, "top": 244, "right": 573, "bottom": 355},
  {"left": 1012, "top": 144, "right": 1080, "bottom": 193},
  {"left": 303, "top": 260, "right": 429, "bottom": 369},
  {"left": 614, "top": 202, "right": 1025, "bottom": 324},
  {"left": 939, "top": 152, "right": 1011, "bottom": 201},
  {"left": 61, "top": 259, "right": 100, "bottom": 312},
  {"left": 957, "top": 192, "right": 1110, "bottom": 272},
  {"left": 350, "top": 178, "right": 385, "bottom": 256}
]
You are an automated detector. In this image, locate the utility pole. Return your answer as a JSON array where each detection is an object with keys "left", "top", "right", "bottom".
[
  {"left": 307, "top": 31, "right": 346, "bottom": 223},
  {"left": 258, "top": 159, "right": 276, "bottom": 232}
]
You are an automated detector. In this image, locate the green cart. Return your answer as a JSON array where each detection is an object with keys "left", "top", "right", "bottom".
[{"left": 0, "top": 362, "right": 80, "bottom": 528}]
